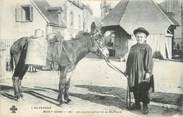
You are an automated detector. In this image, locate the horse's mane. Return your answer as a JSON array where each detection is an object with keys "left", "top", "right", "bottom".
[
  {"left": 73, "top": 32, "right": 90, "bottom": 40},
  {"left": 62, "top": 32, "right": 91, "bottom": 50}
]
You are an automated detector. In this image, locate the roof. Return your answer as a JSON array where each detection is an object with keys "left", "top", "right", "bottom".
[
  {"left": 101, "top": 0, "right": 129, "bottom": 26},
  {"left": 157, "top": 2, "right": 179, "bottom": 26},
  {"left": 83, "top": 4, "right": 93, "bottom": 15},
  {"left": 101, "top": 0, "right": 178, "bottom": 34},
  {"left": 67, "top": 0, "right": 84, "bottom": 9},
  {"left": 46, "top": 0, "right": 66, "bottom": 6},
  {"left": 31, "top": 0, "right": 66, "bottom": 28}
]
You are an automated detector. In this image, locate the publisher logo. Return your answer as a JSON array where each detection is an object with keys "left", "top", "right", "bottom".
[{"left": 10, "top": 105, "right": 18, "bottom": 113}]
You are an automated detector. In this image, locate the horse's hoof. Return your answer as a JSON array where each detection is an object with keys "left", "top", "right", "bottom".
[
  {"left": 18, "top": 98, "right": 24, "bottom": 102},
  {"left": 16, "top": 98, "right": 20, "bottom": 102},
  {"left": 58, "top": 98, "right": 63, "bottom": 105},
  {"left": 58, "top": 102, "right": 63, "bottom": 107},
  {"left": 20, "top": 94, "right": 24, "bottom": 98},
  {"left": 65, "top": 98, "right": 71, "bottom": 104},
  {"left": 20, "top": 97, "right": 24, "bottom": 101},
  {"left": 57, "top": 97, "right": 60, "bottom": 101},
  {"left": 15, "top": 95, "right": 19, "bottom": 101}
]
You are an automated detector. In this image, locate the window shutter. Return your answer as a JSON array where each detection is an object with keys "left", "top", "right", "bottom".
[
  {"left": 15, "top": 7, "right": 22, "bottom": 22},
  {"left": 15, "top": 8, "right": 18, "bottom": 21},
  {"left": 30, "top": 6, "right": 33, "bottom": 21},
  {"left": 21, "top": 7, "right": 25, "bottom": 21}
]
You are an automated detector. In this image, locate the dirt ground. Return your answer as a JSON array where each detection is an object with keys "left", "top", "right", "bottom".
[{"left": 0, "top": 54, "right": 183, "bottom": 117}]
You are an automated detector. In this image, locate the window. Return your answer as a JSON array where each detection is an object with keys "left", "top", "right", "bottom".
[
  {"left": 15, "top": 5, "right": 33, "bottom": 22},
  {"left": 70, "top": 11, "right": 74, "bottom": 27},
  {"left": 78, "top": 15, "right": 81, "bottom": 28}
]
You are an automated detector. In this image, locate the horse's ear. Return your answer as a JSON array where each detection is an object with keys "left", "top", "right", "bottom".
[{"left": 90, "top": 22, "right": 96, "bottom": 34}]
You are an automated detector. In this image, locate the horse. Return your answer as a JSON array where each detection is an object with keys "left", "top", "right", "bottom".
[{"left": 10, "top": 30, "right": 102, "bottom": 105}]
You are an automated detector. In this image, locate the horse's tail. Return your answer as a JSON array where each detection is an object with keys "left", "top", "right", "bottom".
[{"left": 10, "top": 50, "right": 14, "bottom": 72}]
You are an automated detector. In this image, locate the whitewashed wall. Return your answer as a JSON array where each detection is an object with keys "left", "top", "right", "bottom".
[
  {"left": 83, "top": 9, "right": 93, "bottom": 32},
  {"left": 0, "top": 0, "right": 47, "bottom": 41},
  {"left": 63, "top": 1, "right": 84, "bottom": 40}
]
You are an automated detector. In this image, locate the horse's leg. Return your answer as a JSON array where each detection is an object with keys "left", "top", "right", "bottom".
[
  {"left": 18, "top": 79, "right": 23, "bottom": 97},
  {"left": 57, "top": 69, "right": 66, "bottom": 105},
  {"left": 12, "top": 76, "right": 20, "bottom": 100},
  {"left": 18, "top": 65, "right": 29, "bottom": 98},
  {"left": 64, "top": 70, "right": 73, "bottom": 103},
  {"left": 12, "top": 53, "right": 21, "bottom": 100}
]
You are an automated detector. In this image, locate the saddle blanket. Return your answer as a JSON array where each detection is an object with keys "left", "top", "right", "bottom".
[{"left": 25, "top": 37, "right": 48, "bottom": 66}]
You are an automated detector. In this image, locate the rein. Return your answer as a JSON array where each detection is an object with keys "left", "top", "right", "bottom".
[
  {"left": 94, "top": 37, "right": 127, "bottom": 78},
  {"left": 104, "top": 57, "right": 127, "bottom": 78}
]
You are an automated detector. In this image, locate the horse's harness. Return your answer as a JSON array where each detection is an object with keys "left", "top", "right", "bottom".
[
  {"left": 91, "top": 31, "right": 127, "bottom": 78},
  {"left": 56, "top": 31, "right": 127, "bottom": 78}
]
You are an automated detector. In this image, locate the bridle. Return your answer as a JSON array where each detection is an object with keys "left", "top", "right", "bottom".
[
  {"left": 90, "top": 30, "right": 127, "bottom": 78},
  {"left": 88, "top": 30, "right": 101, "bottom": 52}
]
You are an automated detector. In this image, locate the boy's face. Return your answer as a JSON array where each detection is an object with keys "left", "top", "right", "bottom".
[{"left": 135, "top": 32, "right": 147, "bottom": 44}]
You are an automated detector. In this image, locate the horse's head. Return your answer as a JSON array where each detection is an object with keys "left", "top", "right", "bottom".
[
  {"left": 89, "top": 29, "right": 102, "bottom": 51},
  {"left": 89, "top": 22, "right": 109, "bottom": 58},
  {"left": 74, "top": 30, "right": 104, "bottom": 55}
]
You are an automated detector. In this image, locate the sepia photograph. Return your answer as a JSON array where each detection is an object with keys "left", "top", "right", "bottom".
[{"left": 0, "top": 0, "right": 183, "bottom": 117}]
